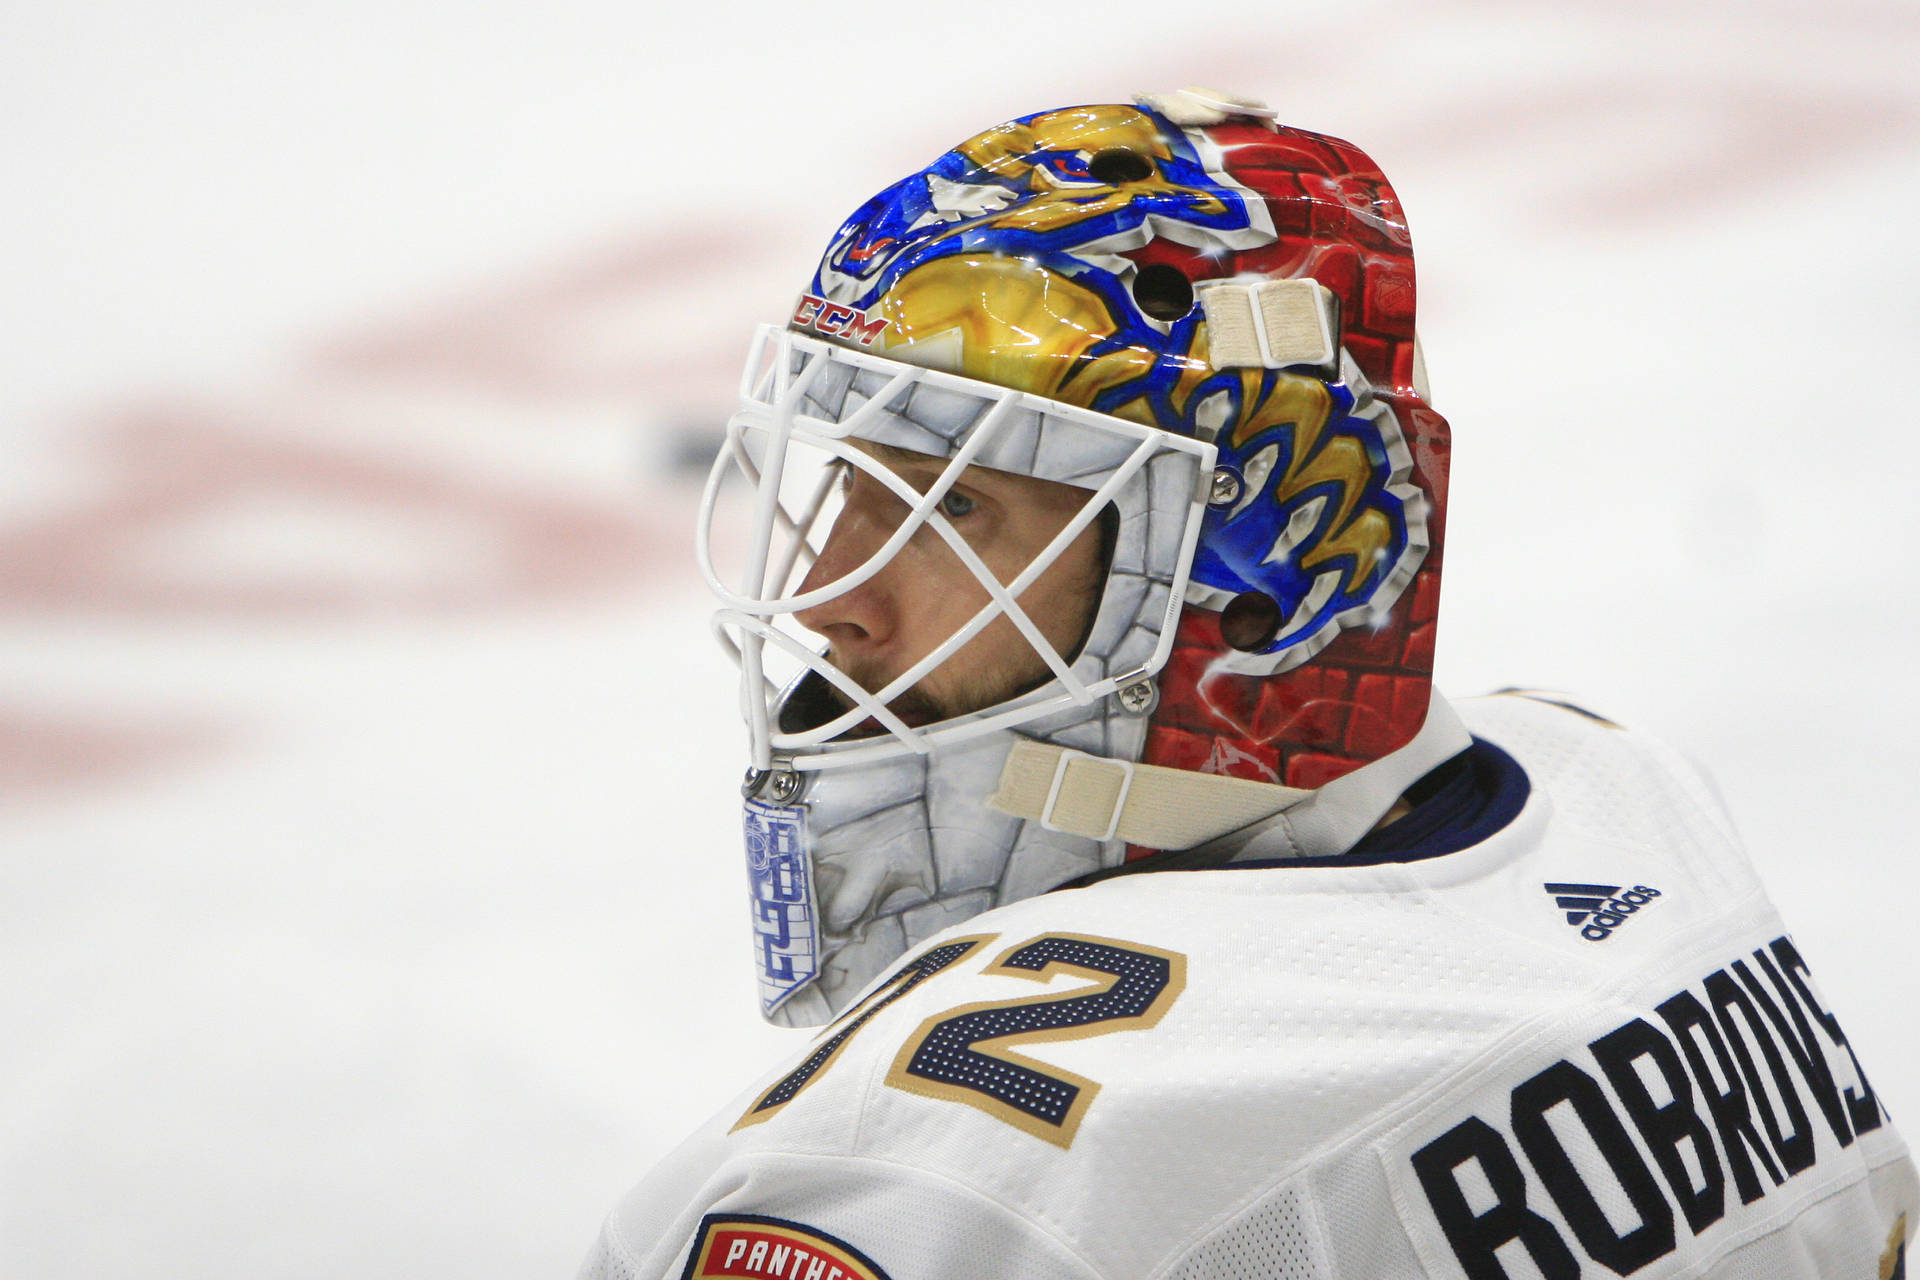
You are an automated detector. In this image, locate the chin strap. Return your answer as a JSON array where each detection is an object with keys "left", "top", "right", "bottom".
[
  {"left": 988, "top": 741, "right": 1311, "bottom": 847},
  {"left": 987, "top": 687, "right": 1471, "bottom": 857}
]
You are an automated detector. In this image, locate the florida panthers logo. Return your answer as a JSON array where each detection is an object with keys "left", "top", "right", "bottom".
[
  {"left": 812, "top": 103, "right": 1275, "bottom": 311},
  {"left": 1191, "top": 373, "right": 1428, "bottom": 673}
]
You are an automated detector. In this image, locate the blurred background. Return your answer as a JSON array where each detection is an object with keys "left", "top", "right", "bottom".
[{"left": 3, "top": 1, "right": 1917, "bottom": 1275}]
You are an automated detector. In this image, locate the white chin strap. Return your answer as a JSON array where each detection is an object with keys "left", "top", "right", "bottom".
[{"left": 988, "top": 687, "right": 1470, "bottom": 858}]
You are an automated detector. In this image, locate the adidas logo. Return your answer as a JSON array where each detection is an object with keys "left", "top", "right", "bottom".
[{"left": 1545, "top": 882, "right": 1662, "bottom": 942}]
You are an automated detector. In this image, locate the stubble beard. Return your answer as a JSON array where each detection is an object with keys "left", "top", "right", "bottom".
[{"left": 822, "top": 646, "right": 1050, "bottom": 735}]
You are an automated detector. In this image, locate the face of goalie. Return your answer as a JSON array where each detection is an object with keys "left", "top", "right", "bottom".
[{"left": 792, "top": 442, "right": 1109, "bottom": 734}]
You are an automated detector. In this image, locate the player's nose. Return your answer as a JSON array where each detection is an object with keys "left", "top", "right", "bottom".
[{"left": 793, "top": 505, "right": 898, "bottom": 652}]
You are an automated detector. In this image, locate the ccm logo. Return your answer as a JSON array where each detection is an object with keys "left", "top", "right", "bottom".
[{"left": 792, "top": 294, "right": 886, "bottom": 346}]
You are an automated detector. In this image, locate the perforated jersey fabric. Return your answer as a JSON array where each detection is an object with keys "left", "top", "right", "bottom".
[
  {"left": 581, "top": 694, "right": 1917, "bottom": 1280},
  {"left": 1160, "top": 1181, "right": 1324, "bottom": 1279}
]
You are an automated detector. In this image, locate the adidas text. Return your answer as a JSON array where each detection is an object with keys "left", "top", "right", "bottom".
[{"left": 1544, "top": 882, "right": 1662, "bottom": 941}]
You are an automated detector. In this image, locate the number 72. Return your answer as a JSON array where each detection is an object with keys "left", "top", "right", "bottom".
[{"left": 735, "top": 932, "right": 1187, "bottom": 1149}]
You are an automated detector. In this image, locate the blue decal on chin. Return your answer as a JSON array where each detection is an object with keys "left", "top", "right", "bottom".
[{"left": 744, "top": 798, "right": 817, "bottom": 1015}]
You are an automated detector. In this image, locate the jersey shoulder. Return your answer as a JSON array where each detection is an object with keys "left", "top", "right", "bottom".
[
  {"left": 1456, "top": 689, "right": 1753, "bottom": 890},
  {"left": 592, "top": 691, "right": 1866, "bottom": 1279}
]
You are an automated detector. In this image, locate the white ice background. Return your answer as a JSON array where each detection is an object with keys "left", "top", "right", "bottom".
[{"left": 2, "top": 1, "right": 1917, "bottom": 1275}]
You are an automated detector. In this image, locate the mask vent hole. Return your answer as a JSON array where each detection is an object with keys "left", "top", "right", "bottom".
[
  {"left": 1088, "top": 148, "right": 1153, "bottom": 184},
  {"left": 1220, "top": 590, "right": 1283, "bottom": 652},
  {"left": 1133, "top": 263, "right": 1194, "bottom": 320}
]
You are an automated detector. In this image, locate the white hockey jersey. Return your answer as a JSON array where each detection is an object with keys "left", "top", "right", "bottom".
[{"left": 583, "top": 694, "right": 1916, "bottom": 1279}]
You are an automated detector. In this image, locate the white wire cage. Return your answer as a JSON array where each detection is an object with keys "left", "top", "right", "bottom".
[{"left": 697, "top": 325, "right": 1217, "bottom": 773}]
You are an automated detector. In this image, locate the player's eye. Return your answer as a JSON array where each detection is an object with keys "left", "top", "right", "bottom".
[{"left": 937, "top": 489, "right": 977, "bottom": 520}]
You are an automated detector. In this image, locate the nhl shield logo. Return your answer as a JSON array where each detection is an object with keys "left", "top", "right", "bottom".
[
  {"left": 743, "top": 798, "right": 818, "bottom": 1015},
  {"left": 682, "top": 1214, "right": 893, "bottom": 1280}
]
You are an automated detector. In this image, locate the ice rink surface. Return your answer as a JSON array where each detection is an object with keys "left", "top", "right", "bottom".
[{"left": 3, "top": 1, "right": 1917, "bottom": 1275}]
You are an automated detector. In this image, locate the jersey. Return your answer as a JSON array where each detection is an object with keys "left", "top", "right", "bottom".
[{"left": 581, "top": 693, "right": 1917, "bottom": 1280}]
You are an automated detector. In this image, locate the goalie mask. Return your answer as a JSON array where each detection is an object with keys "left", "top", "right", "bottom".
[{"left": 698, "top": 89, "right": 1468, "bottom": 1026}]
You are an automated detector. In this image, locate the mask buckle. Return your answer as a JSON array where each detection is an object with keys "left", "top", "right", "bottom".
[{"left": 1040, "top": 749, "right": 1136, "bottom": 842}]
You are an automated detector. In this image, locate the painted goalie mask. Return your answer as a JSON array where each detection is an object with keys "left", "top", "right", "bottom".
[{"left": 698, "top": 88, "right": 1469, "bottom": 1026}]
